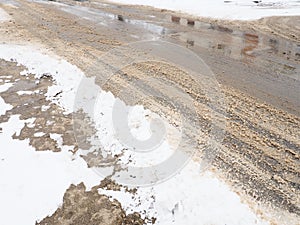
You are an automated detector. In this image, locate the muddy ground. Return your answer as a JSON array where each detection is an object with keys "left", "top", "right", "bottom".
[
  {"left": 0, "top": 0, "right": 299, "bottom": 224},
  {"left": 37, "top": 182, "right": 146, "bottom": 225}
]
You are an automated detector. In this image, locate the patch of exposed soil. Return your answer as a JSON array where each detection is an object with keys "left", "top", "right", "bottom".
[
  {"left": 36, "top": 183, "right": 145, "bottom": 225},
  {"left": 0, "top": 59, "right": 76, "bottom": 152}
]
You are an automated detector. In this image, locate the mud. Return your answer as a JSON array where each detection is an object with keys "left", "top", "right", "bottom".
[
  {"left": 0, "top": 60, "right": 76, "bottom": 152},
  {"left": 0, "top": 0, "right": 299, "bottom": 224},
  {"left": 36, "top": 183, "right": 145, "bottom": 225}
]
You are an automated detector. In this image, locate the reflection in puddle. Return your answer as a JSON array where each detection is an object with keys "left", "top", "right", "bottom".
[
  {"left": 53, "top": 2, "right": 300, "bottom": 72},
  {"left": 269, "top": 38, "right": 279, "bottom": 54},
  {"left": 2, "top": 0, "right": 21, "bottom": 7},
  {"left": 209, "top": 24, "right": 233, "bottom": 33},
  {"left": 187, "top": 19, "right": 195, "bottom": 26},
  {"left": 167, "top": 13, "right": 299, "bottom": 65},
  {"left": 171, "top": 16, "right": 180, "bottom": 23},
  {"left": 169, "top": 15, "right": 233, "bottom": 33},
  {"left": 60, "top": 5, "right": 170, "bottom": 36},
  {"left": 117, "top": 14, "right": 124, "bottom": 21},
  {"left": 241, "top": 33, "right": 259, "bottom": 62},
  {"left": 125, "top": 19, "right": 168, "bottom": 35},
  {"left": 176, "top": 28, "right": 299, "bottom": 70}
]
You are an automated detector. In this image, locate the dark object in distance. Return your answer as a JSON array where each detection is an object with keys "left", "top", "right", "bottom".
[
  {"left": 118, "top": 15, "right": 124, "bottom": 21},
  {"left": 187, "top": 40, "right": 194, "bottom": 46},
  {"left": 171, "top": 16, "right": 180, "bottom": 23},
  {"left": 187, "top": 19, "right": 195, "bottom": 26}
]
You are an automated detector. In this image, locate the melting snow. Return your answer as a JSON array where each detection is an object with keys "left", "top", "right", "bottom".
[{"left": 0, "top": 44, "right": 269, "bottom": 225}]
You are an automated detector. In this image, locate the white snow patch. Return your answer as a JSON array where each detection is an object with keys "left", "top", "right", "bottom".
[
  {"left": 0, "top": 96, "right": 12, "bottom": 116},
  {"left": 26, "top": 117, "right": 36, "bottom": 128},
  {"left": 33, "top": 132, "right": 46, "bottom": 137},
  {"left": 17, "top": 90, "right": 40, "bottom": 95},
  {"left": 1, "top": 75, "right": 12, "bottom": 79},
  {"left": 0, "top": 82, "right": 14, "bottom": 115},
  {"left": 17, "top": 90, "right": 34, "bottom": 95},
  {"left": 0, "top": 82, "right": 13, "bottom": 92},
  {"left": 0, "top": 8, "right": 11, "bottom": 22},
  {"left": 41, "top": 105, "right": 51, "bottom": 111},
  {"left": 88, "top": 90, "right": 180, "bottom": 167},
  {"left": 108, "top": 0, "right": 300, "bottom": 20},
  {"left": 99, "top": 162, "right": 269, "bottom": 225}
]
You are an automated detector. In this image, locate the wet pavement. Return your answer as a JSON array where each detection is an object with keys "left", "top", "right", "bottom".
[{"left": 27, "top": 0, "right": 300, "bottom": 116}]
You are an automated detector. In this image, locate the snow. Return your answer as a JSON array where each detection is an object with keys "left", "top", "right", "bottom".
[
  {"left": 0, "top": 43, "right": 269, "bottom": 225},
  {"left": 0, "top": 116, "right": 101, "bottom": 225},
  {"left": 17, "top": 90, "right": 39, "bottom": 95},
  {"left": 91, "top": 90, "right": 180, "bottom": 167},
  {"left": 0, "top": 8, "right": 11, "bottom": 22},
  {"left": 33, "top": 132, "right": 46, "bottom": 137},
  {"left": 100, "top": 163, "right": 270, "bottom": 225},
  {"left": 0, "top": 96, "right": 12, "bottom": 116},
  {"left": 108, "top": 0, "right": 300, "bottom": 20},
  {"left": 0, "top": 82, "right": 13, "bottom": 116},
  {"left": 0, "top": 82, "right": 13, "bottom": 92}
]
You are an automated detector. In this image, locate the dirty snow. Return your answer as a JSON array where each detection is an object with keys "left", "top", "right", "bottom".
[
  {"left": 108, "top": 0, "right": 300, "bottom": 20},
  {"left": 0, "top": 44, "right": 269, "bottom": 225}
]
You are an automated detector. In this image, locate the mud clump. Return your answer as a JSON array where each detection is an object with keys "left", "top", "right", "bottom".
[{"left": 36, "top": 183, "right": 146, "bottom": 225}]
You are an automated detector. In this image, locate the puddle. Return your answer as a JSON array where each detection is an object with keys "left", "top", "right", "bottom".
[
  {"left": 169, "top": 14, "right": 237, "bottom": 33},
  {"left": 33, "top": 0, "right": 300, "bottom": 77},
  {"left": 124, "top": 19, "right": 168, "bottom": 35},
  {"left": 35, "top": 0, "right": 163, "bottom": 36},
  {"left": 91, "top": 2, "right": 118, "bottom": 8},
  {"left": 241, "top": 33, "right": 259, "bottom": 59},
  {"left": 167, "top": 13, "right": 299, "bottom": 61},
  {"left": 168, "top": 13, "right": 300, "bottom": 64},
  {"left": 171, "top": 15, "right": 180, "bottom": 23},
  {"left": 59, "top": 4, "right": 172, "bottom": 37},
  {"left": 173, "top": 26, "right": 299, "bottom": 80}
]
